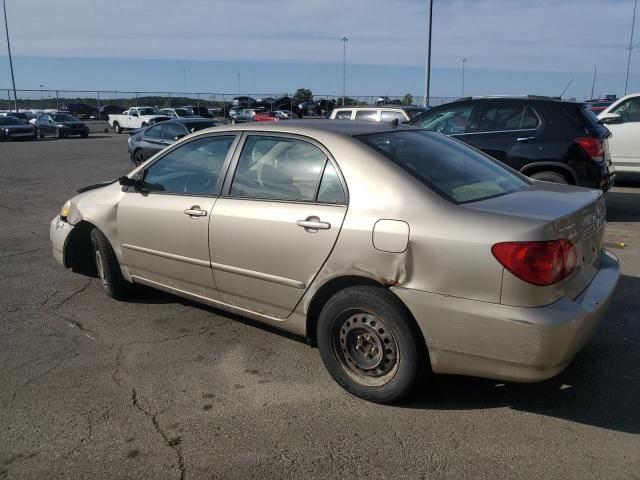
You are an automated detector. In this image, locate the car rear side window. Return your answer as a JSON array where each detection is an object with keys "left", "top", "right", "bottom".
[
  {"left": 358, "top": 130, "right": 529, "bottom": 204},
  {"left": 478, "top": 105, "right": 539, "bottom": 132},
  {"left": 380, "top": 111, "right": 407, "bottom": 123},
  {"left": 334, "top": 110, "right": 352, "bottom": 120},
  {"left": 162, "top": 123, "right": 187, "bottom": 140},
  {"left": 355, "top": 110, "right": 378, "bottom": 121},
  {"left": 145, "top": 124, "right": 163, "bottom": 138},
  {"left": 230, "top": 136, "right": 327, "bottom": 202},
  {"left": 142, "top": 136, "right": 235, "bottom": 195},
  {"left": 317, "top": 162, "right": 346, "bottom": 204}
]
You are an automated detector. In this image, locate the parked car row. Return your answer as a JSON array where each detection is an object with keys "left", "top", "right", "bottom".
[{"left": 0, "top": 111, "right": 90, "bottom": 141}]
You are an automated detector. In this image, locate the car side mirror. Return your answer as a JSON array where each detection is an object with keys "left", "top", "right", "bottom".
[
  {"left": 131, "top": 112, "right": 138, "bottom": 117},
  {"left": 600, "top": 113, "right": 622, "bottom": 125},
  {"left": 119, "top": 175, "right": 144, "bottom": 190}
]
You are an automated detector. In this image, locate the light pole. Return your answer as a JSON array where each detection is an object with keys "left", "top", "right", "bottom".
[
  {"left": 624, "top": 0, "right": 637, "bottom": 95},
  {"left": 2, "top": 0, "right": 18, "bottom": 112},
  {"left": 40, "top": 84, "right": 43, "bottom": 103},
  {"left": 461, "top": 58, "right": 467, "bottom": 97},
  {"left": 341, "top": 37, "right": 348, "bottom": 106},
  {"left": 423, "top": 0, "right": 433, "bottom": 107}
]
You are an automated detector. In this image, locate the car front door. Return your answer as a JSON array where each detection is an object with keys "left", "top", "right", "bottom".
[
  {"left": 461, "top": 102, "right": 542, "bottom": 170},
  {"left": 117, "top": 133, "right": 239, "bottom": 299},
  {"left": 209, "top": 134, "right": 348, "bottom": 318},
  {"left": 126, "top": 109, "right": 139, "bottom": 128},
  {"left": 605, "top": 97, "right": 640, "bottom": 169}
]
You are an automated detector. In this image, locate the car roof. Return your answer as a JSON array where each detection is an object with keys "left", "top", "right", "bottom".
[
  {"left": 448, "top": 95, "right": 582, "bottom": 105},
  {"left": 173, "top": 118, "right": 217, "bottom": 124},
  {"left": 332, "top": 105, "right": 424, "bottom": 111},
  {"left": 202, "top": 119, "right": 418, "bottom": 137}
]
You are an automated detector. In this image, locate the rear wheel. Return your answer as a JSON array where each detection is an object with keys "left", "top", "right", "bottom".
[
  {"left": 90, "top": 228, "right": 135, "bottom": 300},
  {"left": 54, "top": 128, "right": 64, "bottom": 139},
  {"left": 141, "top": 122, "right": 148, "bottom": 128},
  {"left": 530, "top": 171, "right": 569, "bottom": 184},
  {"left": 113, "top": 122, "right": 122, "bottom": 134},
  {"left": 317, "top": 286, "right": 426, "bottom": 403},
  {"left": 81, "top": 132, "right": 89, "bottom": 138},
  {"left": 36, "top": 129, "right": 44, "bottom": 139}
]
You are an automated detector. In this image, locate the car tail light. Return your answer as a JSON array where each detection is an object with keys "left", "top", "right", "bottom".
[
  {"left": 491, "top": 240, "right": 576, "bottom": 286},
  {"left": 575, "top": 137, "right": 604, "bottom": 161}
]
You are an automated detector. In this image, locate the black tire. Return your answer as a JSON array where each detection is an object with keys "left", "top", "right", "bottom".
[
  {"left": 36, "top": 129, "right": 44, "bottom": 139},
  {"left": 133, "top": 149, "right": 147, "bottom": 166},
  {"left": 530, "top": 171, "right": 569, "bottom": 184},
  {"left": 81, "top": 132, "right": 89, "bottom": 138},
  {"left": 141, "top": 122, "right": 148, "bottom": 128},
  {"left": 317, "top": 286, "right": 426, "bottom": 403},
  {"left": 90, "top": 228, "right": 135, "bottom": 300},
  {"left": 54, "top": 128, "right": 64, "bottom": 139},
  {"left": 230, "top": 118, "right": 237, "bottom": 125},
  {"left": 113, "top": 122, "right": 121, "bottom": 134}
]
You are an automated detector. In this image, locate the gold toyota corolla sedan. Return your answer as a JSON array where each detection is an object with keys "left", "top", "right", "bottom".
[{"left": 50, "top": 121, "right": 620, "bottom": 403}]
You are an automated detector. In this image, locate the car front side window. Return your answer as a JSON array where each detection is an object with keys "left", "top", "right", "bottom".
[
  {"left": 417, "top": 105, "right": 473, "bottom": 134},
  {"left": 142, "top": 135, "right": 235, "bottom": 195},
  {"left": 612, "top": 98, "right": 640, "bottom": 122},
  {"left": 230, "top": 136, "right": 327, "bottom": 202}
]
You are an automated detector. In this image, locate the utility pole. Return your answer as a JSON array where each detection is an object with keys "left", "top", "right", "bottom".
[
  {"left": 423, "top": 0, "right": 433, "bottom": 107},
  {"left": 461, "top": 58, "right": 467, "bottom": 97},
  {"left": 590, "top": 67, "right": 597, "bottom": 99},
  {"left": 341, "top": 37, "right": 348, "bottom": 106},
  {"left": 237, "top": 72, "right": 241, "bottom": 96},
  {"left": 2, "top": 0, "right": 18, "bottom": 112},
  {"left": 624, "top": 0, "right": 637, "bottom": 95}
]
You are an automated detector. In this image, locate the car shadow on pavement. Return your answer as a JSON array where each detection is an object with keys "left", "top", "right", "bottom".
[
  {"left": 606, "top": 192, "right": 640, "bottom": 223},
  {"left": 400, "top": 273, "right": 640, "bottom": 434}
]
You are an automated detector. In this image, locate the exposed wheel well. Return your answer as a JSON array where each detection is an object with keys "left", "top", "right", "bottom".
[
  {"left": 305, "top": 276, "right": 425, "bottom": 350},
  {"left": 64, "top": 220, "right": 97, "bottom": 276},
  {"left": 521, "top": 164, "right": 576, "bottom": 184}
]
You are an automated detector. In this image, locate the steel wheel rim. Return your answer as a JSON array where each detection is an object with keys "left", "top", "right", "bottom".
[
  {"left": 95, "top": 250, "right": 107, "bottom": 288},
  {"left": 332, "top": 311, "right": 399, "bottom": 387}
]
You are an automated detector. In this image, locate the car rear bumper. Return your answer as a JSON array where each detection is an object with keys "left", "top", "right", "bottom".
[
  {"left": 50, "top": 215, "right": 73, "bottom": 267},
  {"left": 393, "top": 249, "right": 620, "bottom": 382}
]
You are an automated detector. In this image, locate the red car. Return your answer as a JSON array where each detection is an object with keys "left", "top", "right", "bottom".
[{"left": 253, "top": 112, "right": 279, "bottom": 122}]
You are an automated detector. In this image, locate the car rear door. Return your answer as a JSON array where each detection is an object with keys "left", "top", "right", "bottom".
[
  {"left": 461, "top": 101, "right": 543, "bottom": 170},
  {"left": 117, "top": 133, "right": 239, "bottom": 299},
  {"left": 209, "top": 133, "right": 348, "bottom": 319}
]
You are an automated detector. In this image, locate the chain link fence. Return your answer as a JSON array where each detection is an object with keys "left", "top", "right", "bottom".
[{"left": 1, "top": 89, "right": 459, "bottom": 132}]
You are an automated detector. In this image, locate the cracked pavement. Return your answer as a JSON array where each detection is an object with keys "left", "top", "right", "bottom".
[{"left": 1, "top": 136, "right": 639, "bottom": 479}]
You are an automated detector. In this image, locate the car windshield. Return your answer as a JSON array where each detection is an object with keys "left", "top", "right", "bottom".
[
  {"left": 53, "top": 114, "right": 78, "bottom": 122},
  {"left": 174, "top": 109, "right": 191, "bottom": 117},
  {"left": 357, "top": 130, "right": 529, "bottom": 204},
  {"left": 0, "top": 117, "right": 23, "bottom": 125},
  {"left": 138, "top": 108, "right": 158, "bottom": 115}
]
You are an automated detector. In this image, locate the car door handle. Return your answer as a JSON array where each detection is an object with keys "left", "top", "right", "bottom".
[
  {"left": 184, "top": 206, "right": 207, "bottom": 217},
  {"left": 516, "top": 136, "right": 535, "bottom": 143},
  {"left": 297, "top": 218, "right": 331, "bottom": 230}
]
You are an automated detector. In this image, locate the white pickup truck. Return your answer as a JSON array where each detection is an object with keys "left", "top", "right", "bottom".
[{"left": 108, "top": 107, "right": 170, "bottom": 133}]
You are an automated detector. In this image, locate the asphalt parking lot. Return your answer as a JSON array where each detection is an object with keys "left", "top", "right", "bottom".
[{"left": 1, "top": 135, "right": 639, "bottom": 479}]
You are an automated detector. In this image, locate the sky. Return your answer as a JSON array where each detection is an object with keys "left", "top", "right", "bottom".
[{"left": 0, "top": 0, "right": 638, "bottom": 101}]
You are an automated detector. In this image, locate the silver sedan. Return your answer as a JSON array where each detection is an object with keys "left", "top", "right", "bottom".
[{"left": 50, "top": 121, "right": 619, "bottom": 403}]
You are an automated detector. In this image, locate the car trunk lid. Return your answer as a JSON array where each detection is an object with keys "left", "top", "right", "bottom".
[{"left": 466, "top": 182, "right": 606, "bottom": 299}]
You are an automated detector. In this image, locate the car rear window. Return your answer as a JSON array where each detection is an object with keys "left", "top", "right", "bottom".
[{"left": 357, "top": 130, "right": 529, "bottom": 204}]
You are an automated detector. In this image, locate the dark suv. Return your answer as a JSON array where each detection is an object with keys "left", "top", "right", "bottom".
[{"left": 409, "top": 96, "right": 614, "bottom": 190}]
